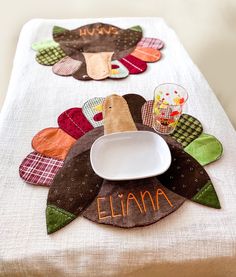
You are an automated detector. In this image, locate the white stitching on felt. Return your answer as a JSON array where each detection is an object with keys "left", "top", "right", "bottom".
[
  {"left": 65, "top": 110, "right": 85, "bottom": 134},
  {"left": 195, "top": 182, "right": 212, "bottom": 200}
]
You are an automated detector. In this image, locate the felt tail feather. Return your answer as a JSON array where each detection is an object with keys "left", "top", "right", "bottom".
[
  {"left": 46, "top": 150, "right": 103, "bottom": 234},
  {"left": 191, "top": 181, "right": 221, "bottom": 209},
  {"left": 157, "top": 143, "right": 221, "bottom": 209}
]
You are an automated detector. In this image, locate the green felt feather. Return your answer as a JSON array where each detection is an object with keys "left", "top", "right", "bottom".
[
  {"left": 129, "top": 25, "right": 142, "bottom": 32},
  {"left": 53, "top": 26, "right": 68, "bottom": 35},
  {"left": 170, "top": 114, "right": 203, "bottom": 147},
  {"left": 46, "top": 205, "right": 76, "bottom": 234},
  {"left": 36, "top": 46, "right": 66, "bottom": 66},
  {"left": 191, "top": 181, "right": 221, "bottom": 209},
  {"left": 184, "top": 133, "right": 223, "bottom": 166},
  {"left": 32, "top": 40, "right": 59, "bottom": 51}
]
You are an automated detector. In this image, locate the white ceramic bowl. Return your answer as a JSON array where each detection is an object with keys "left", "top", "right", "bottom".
[{"left": 90, "top": 131, "right": 171, "bottom": 181}]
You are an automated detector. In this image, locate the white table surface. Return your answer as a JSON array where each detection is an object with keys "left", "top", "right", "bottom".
[
  {"left": 1, "top": 0, "right": 236, "bottom": 129},
  {"left": 0, "top": 18, "right": 236, "bottom": 277}
]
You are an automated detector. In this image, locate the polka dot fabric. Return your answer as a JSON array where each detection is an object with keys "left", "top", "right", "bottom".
[
  {"left": 47, "top": 150, "right": 103, "bottom": 216},
  {"left": 158, "top": 144, "right": 212, "bottom": 200}
]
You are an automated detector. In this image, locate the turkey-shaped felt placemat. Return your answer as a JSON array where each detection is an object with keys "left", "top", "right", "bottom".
[
  {"left": 19, "top": 94, "right": 223, "bottom": 234},
  {"left": 32, "top": 23, "right": 163, "bottom": 81}
]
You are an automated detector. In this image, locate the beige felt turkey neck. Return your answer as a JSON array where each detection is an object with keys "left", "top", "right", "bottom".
[
  {"left": 103, "top": 95, "right": 137, "bottom": 134},
  {"left": 83, "top": 52, "right": 113, "bottom": 80}
]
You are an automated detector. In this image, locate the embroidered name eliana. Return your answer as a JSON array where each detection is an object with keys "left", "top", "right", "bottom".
[{"left": 97, "top": 187, "right": 174, "bottom": 220}]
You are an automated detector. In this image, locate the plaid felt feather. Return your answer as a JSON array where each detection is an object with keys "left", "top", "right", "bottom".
[
  {"left": 170, "top": 114, "right": 203, "bottom": 147},
  {"left": 141, "top": 100, "right": 154, "bottom": 127},
  {"left": 36, "top": 46, "right": 66, "bottom": 66},
  {"left": 19, "top": 152, "right": 64, "bottom": 186},
  {"left": 137, "top": 37, "right": 164, "bottom": 50},
  {"left": 141, "top": 100, "right": 203, "bottom": 147}
]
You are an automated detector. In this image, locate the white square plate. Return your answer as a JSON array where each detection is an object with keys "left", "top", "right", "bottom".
[{"left": 90, "top": 131, "right": 171, "bottom": 180}]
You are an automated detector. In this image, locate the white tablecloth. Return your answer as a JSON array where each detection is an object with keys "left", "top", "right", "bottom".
[{"left": 0, "top": 17, "right": 236, "bottom": 277}]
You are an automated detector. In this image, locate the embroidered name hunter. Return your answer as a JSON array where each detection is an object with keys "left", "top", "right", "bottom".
[{"left": 79, "top": 26, "right": 119, "bottom": 36}]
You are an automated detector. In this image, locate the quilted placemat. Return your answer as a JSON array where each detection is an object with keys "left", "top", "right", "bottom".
[
  {"left": 19, "top": 94, "right": 223, "bottom": 234},
  {"left": 32, "top": 22, "right": 163, "bottom": 81}
]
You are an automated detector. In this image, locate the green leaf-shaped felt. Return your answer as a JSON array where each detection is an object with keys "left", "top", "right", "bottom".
[
  {"left": 53, "top": 26, "right": 68, "bottom": 35},
  {"left": 32, "top": 40, "right": 59, "bottom": 51},
  {"left": 192, "top": 181, "right": 221, "bottom": 209},
  {"left": 129, "top": 25, "right": 142, "bottom": 32},
  {"left": 170, "top": 114, "right": 203, "bottom": 147},
  {"left": 36, "top": 46, "right": 66, "bottom": 66},
  {"left": 184, "top": 133, "right": 223, "bottom": 166},
  {"left": 46, "top": 204, "right": 76, "bottom": 234}
]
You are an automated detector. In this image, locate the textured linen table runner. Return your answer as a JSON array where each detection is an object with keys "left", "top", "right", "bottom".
[{"left": 0, "top": 17, "right": 236, "bottom": 277}]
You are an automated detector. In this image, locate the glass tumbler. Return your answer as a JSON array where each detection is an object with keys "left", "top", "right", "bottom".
[{"left": 153, "top": 83, "right": 188, "bottom": 134}]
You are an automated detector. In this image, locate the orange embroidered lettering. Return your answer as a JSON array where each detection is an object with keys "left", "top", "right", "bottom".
[
  {"left": 156, "top": 188, "right": 173, "bottom": 210},
  {"left": 110, "top": 27, "right": 119, "bottom": 34},
  {"left": 109, "top": 196, "right": 122, "bottom": 218},
  {"left": 126, "top": 193, "right": 143, "bottom": 215},
  {"left": 102, "top": 26, "right": 113, "bottom": 35},
  {"left": 96, "top": 26, "right": 104, "bottom": 35},
  {"left": 79, "top": 28, "right": 87, "bottom": 36},
  {"left": 118, "top": 193, "right": 126, "bottom": 216},
  {"left": 87, "top": 28, "right": 96, "bottom": 36},
  {"left": 97, "top": 197, "right": 111, "bottom": 220},
  {"left": 140, "top": 190, "right": 156, "bottom": 212}
]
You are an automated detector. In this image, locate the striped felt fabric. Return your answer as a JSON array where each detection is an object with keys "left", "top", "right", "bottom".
[
  {"left": 19, "top": 152, "right": 64, "bottom": 186},
  {"left": 131, "top": 47, "right": 161, "bottom": 62},
  {"left": 58, "top": 108, "right": 94, "bottom": 139},
  {"left": 119, "top": 54, "right": 147, "bottom": 74},
  {"left": 137, "top": 37, "right": 164, "bottom": 50},
  {"left": 170, "top": 114, "right": 203, "bottom": 147}
]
